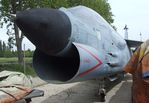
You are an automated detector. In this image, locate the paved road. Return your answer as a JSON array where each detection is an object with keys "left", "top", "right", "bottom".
[{"left": 32, "top": 74, "right": 132, "bottom": 103}]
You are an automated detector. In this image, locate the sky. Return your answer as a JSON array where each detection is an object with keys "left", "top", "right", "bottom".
[
  {"left": 0, "top": 0, "right": 149, "bottom": 50},
  {"left": 0, "top": 23, "right": 35, "bottom": 50},
  {"left": 108, "top": 0, "right": 149, "bottom": 41}
]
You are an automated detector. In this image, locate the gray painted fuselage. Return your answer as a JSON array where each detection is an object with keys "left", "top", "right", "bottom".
[
  {"left": 60, "top": 6, "right": 130, "bottom": 81},
  {"left": 16, "top": 6, "right": 131, "bottom": 83}
]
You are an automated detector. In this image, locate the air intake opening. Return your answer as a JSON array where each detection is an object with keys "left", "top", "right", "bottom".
[{"left": 33, "top": 44, "right": 80, "bottom": 82}]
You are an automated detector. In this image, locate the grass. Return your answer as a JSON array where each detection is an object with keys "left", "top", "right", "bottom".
[
  {"left": 0, "top": 57, "right": 32, "bottom": 63},
  {"left": 0, "top": 57, "right": 36, "bottom": 76},
  {"left": 0, "top": 63, "right": 37, "bottom": 77}
]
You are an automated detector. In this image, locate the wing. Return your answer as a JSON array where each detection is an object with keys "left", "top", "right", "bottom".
[{"left": 125, "top": 39, "right": 143, "bottom": 48}]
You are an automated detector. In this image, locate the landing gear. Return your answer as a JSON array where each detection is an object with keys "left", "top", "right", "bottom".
[
  {"left": 98, "top": 79, "right": 106, "bottom": 102},
  {"left": 99, "top": 88, "right": 106, "bottom": 102}
]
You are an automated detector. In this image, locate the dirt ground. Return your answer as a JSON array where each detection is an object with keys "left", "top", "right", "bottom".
[{"left": 32, "top": 74, "right": 132, "bottom": 103}]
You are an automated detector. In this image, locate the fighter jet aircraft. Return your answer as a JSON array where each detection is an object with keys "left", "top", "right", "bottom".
[{"left": 16, "top": 6, "right": 142, "bottom": 85}]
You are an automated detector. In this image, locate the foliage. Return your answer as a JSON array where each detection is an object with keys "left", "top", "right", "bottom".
[
  {"left": 25, "top": 49, "right": 34, "bottom": 57},
  {"left": 0, "top": 40, "right": 33, "bottom": 57},
  {"left": 0, "top": 0, "right": 35, "bottom": 64},
  {"left": 2, "top": 41, "right": 6, "bottom": 51},
  {"left": 67, "top": 0, "right": 113, "bottom": 24},
  {"left": 0, "top": 50, "right": 33, "bottom": 58},
  {"left": 0, "top": 40, "right": 11, "bottom": 57},
  {"left": 8, "top": 37, "right": 15, "bottom": 50},
  {"left": 0, "top": 0, "right": 114, "bottom": 64},
  {"left": 0, "top": 63, "right": 36, "bottom": 76},
  {"left": 0, "top": 57, "right": 32, "bottom": 63},
  {"left": 0, "top": 41, "right": 2, "bottom": 52}
]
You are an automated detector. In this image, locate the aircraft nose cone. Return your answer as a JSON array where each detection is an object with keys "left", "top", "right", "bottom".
[{"left": 16, "top": 8, "right": 71, "bottom": 55}]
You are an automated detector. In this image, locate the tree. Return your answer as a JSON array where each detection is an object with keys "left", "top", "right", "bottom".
[
  {"left": 67, "top": 0, "right": 113, "bottom": 24},
  {"left": 0, "top": 0, "right": 25, "bottom": 64},
  {"left": 8, "top": 36, "right": 15, "bottom": 51},
  {"left": 0, "top": 40, "right": 2, "bottom": 57},
  {"left": 0, "top": 40, "right": 2, "bottom": 52},
  {"left": 0, "top": 0, "right": 114, "bottom": 63},
  {"left": 37, "top": 0, "right": 114, "bottom": 24},
  {"left": 0, "top": 0, "right": 69, "bottom": 64},
  {"left": 2, "top": 41, "right": 6, "bottom": 52}
]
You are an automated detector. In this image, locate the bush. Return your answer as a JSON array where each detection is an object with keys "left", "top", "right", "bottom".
[
  {"left": 0, "top": 50, "right": 34, "bottom": 58},
  {"left": 0, "top": 63, "right": 37, "bottom": 77}
]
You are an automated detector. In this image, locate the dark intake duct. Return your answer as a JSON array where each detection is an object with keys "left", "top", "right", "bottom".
[
  {"left": 33, "top": 43, "right": 103, "bottom": 83},
  {"left": 16, "top": 8, "right": 71, "bottom": 56},
  {"left": 33, "top": 44, "right": 80, "bottom": 83},
  {"left": 16, "top": 8, "right": 103, "bottom": 83}
]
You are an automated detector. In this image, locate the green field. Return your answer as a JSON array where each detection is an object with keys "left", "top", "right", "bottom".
[
  {"left": 0, "top": 57, "right": 32, "bottom": 63},
  {"left": 0, "top": 57, "right": 36, "bottom": 76},
  {"left": 0, "top": 63, "right": 37, "bottom": 76}
]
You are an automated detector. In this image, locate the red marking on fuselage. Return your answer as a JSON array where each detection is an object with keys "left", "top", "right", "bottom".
[
  {"left": 80, "top": 59, "right": 91, "bottom": 64},
  {"left": 77, "top": 45, "right": 102, "bottom": 76}
]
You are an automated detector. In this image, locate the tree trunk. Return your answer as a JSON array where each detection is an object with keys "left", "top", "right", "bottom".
[
  {"left": 10, "top": 0, "right": 23, "bottom": 64},
  {"left": 14, "top": 23, "right": 23, "bottom": 64}
]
